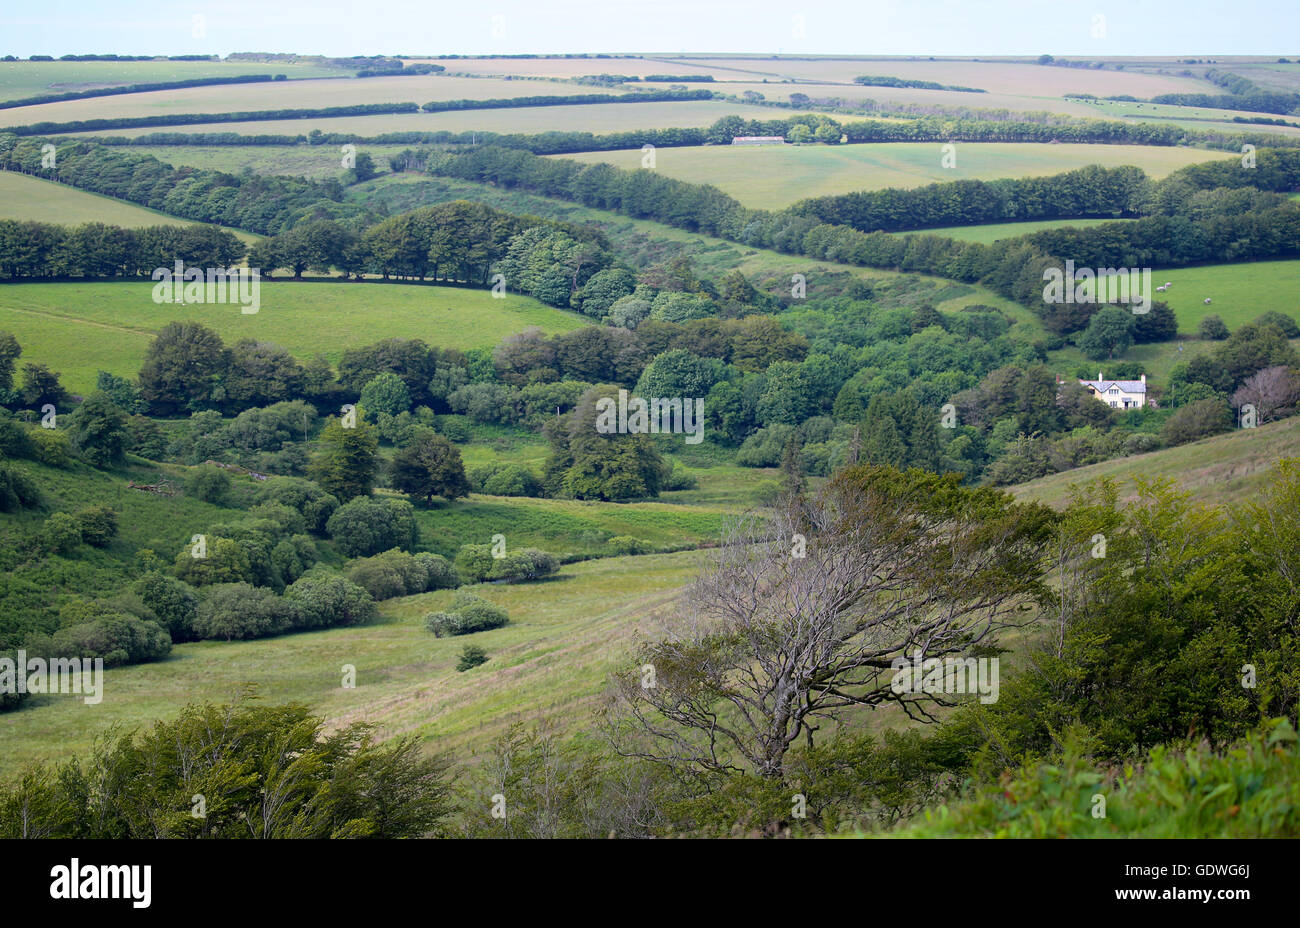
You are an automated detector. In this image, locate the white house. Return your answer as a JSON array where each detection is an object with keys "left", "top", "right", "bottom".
[{"left": 1079, "top": 371, "right": 1147, "bottom": 409}]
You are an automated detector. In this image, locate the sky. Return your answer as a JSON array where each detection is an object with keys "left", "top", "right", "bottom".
[{"left": 1, "top": 0, "right": 1296, "bottom": 58}]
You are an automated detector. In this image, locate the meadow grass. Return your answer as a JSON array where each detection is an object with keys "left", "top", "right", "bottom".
[
  {"left": 0, "top": 279, "right": 586, "bottom": 395},
  {"left": 57, "top": 100, "right": 805, "bottom": 139},
  {"left": 918, "top": 217, "right": 1135, "bottom": 242},
  {"left": 1011, "top": 415, "right": 1300, "bottom": 510},
  {"left": 0, "top": 173, "right": 259, "bottom": 244},
  {"left": 1149, "top": 259, "right": 1300, "bottom": 332},
  {"left": 0, "top": 58, "right": 342, "bottom": 102},
  {"left": 554, "top": 143, "right": 1231, "bottom": 208}
]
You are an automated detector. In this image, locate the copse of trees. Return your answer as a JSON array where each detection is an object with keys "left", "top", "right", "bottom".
[{"left": 0, "top": 220, "right": 244, "bottom": 279}]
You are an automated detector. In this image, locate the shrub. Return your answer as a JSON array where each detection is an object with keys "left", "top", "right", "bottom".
[
  {"left": 424, "top": 591, "right": 509, "bottom": 637},
  {"left": 456, "top": 644, "right": 489, "bottom": 672},
  {"left": 254, "top": 476, "right": 339, "bottom": 534},
  {"left": 28, "top": 428, "right": 71, "bottom": 468},
  {"left": 173, "top": 535, "right": 254, "bottom": 586},
  {"left": 47, "top": 612, "right": 172, "bottom": 666},
  {"left": 192, "top": 583, "right": 299, "bottom": 641},
  {"left": 1160, "top": 397, "right": 1233, "bottom": 446},
  {"left": 73, "top": 505, "right": 118, "bottom": 547},
  {"left": 187, "top": 465, "right": 233, "bottom": 504},
  {"left": 1198, "top": 314, "right": 1230, "bottom": 340},
  {"left": 326, "top": 496, "right": 418, "bottom": 557},
  {"left": 453, "top": 544, "right": 559, "bottom": 583},
  {"left": 134, "top": 571, "right": 199, "bottom": 642},
  {"left": 0, "top": 462, "right": 40, "bottom": 512},
  {"left": 414, "top": 552, "right": 458, "bottom": 590},
  {"left": 284, "top": 570, "right": 377, "bottom": 629},
  {"left": 41, "top": 512, "right": 82, "bottom": 555},
  {"left": 453, "top": 544, "right": 497, "bottom": 583},
  {"left": 469, "top": 462, "right": 542, "bottom": 497},
  {"left": 607, "top": 535, "right": 650, "bottom": 555}
]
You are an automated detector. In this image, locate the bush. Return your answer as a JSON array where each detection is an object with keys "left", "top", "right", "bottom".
[
  {"left": 469, "top": 462, "right": 543, "bottom": 497},
  {"left": 192, "top": 583, "right": 299, "bottom": 641},
  {"left": 187, "top": 465, "right": 233, "bottom": 504},
  {"left": 0, "top": 462, "right": 41, "bottom": 512},
  {"left": 456, "top": 644, "right": 489, "bottom": 671},
  {"left": 414, "top": 552, "right": 459, "bottom": 590},
  {"left": 134, "top": 571, "right": 199, "bottom": 642},
  {"left": 1161, "top": 397, "right": 1233, "bottom": 446},
  {"left": 284, "top": 570, "right": 378, "bottom": 629},
  {"left": 424, "top": 591, "right": 509, "bottom": 637},
  {"left": 41, "top": 512, "right": 82, "bottom": 555},
  {"left": 172, "top": 535, "right": 254, "bottom": 586},
  {"left": 607, "top": 535, "right": 650, "bottom": 555},
  {"left": 73, "top": 505, "right": 118, "bottom": 547},
  {"left": 254, "top": 476, "right": 339, "bottom": 535},
  {"left": 28, "top": 428, "right": 71, "bottom": 468},
  {"left": 453, "top": 544, "right": 559, "bottom": 583},
  {"left": 47, "top": 612, "right": 172, "bottom": 666},
  {"left": 326, "top": 496, "right": 419, "bottom": 557},
  {"left": 1198, "top": 314, "right": 1230, "bottom": 340}
]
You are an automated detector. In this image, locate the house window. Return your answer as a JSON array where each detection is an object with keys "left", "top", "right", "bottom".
[{"left": 1108, "top": 387, "right": 1119, "bottom": 394}]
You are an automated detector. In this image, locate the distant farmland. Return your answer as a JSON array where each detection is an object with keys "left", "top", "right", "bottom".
[
  {"left": 555, "top": 142, "right": 1231, "bottom": 208},
  {"left": 0, "top": 280, "right": 585, "bottom": 394}
]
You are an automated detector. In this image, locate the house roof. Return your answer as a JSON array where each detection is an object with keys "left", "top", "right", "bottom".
[{"left": 1080, "top": 379, "right": 1146, "bottom": 393}]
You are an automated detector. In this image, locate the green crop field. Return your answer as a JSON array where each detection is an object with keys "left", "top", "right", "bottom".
[
  {"left": 0, "top": 75, "right": 624, "bottom": 127},
  {"left": 0, "top": 280, "right": 585, "bottom": 395},
  {"left": 0, "top": 58, "right": 343, "bottom": 102},
  {"left": 917, "top": 217, "right": 1136, "bottom": 242},
  {"left": 57, "top": 100, "right": 802, "bottom": 139},
  {"left": 0, "top": 172, "right": 259, "bottom": 244},
  {"left": 554, "top": 143, "right": 1232, "bottom": 208},
  {"left": 126, "top": 144, "right": 417, "bottom": 179}
]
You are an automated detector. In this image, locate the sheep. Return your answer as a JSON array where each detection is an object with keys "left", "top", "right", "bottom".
[
  {"left": 1156, "top": 285, "right": 1166, "bottom": 292},
  {"left": 1204, "top": 298, "right": 1212, "bottom": 304}
]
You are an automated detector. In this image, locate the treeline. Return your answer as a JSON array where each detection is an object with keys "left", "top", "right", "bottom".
[
  {"left": 355, "top": 62, "right": 444, "bottom": 77},
  {"left": 0, "top": 74, "right": 282, "bottom": 110},
  {"left": 792, "top": 164, "right": 1148, "bottom": 232},
  {"left": 0, "top": 221, "right": 244, "bottom": 278},
  {"left": 853, "top": 74, "right": 985, "bottom": 93}
]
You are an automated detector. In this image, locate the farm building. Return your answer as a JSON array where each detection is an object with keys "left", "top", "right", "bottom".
[
  {"left": 1079, "top": 372, "right": 1147, "bottom": 410},
  {"left": 731, "top": 136, "right": 786, "bottom": 145}
]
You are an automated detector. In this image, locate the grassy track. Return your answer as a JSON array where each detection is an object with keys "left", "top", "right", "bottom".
[{"left": 0, "top": 59, "right": 342, "bottom": 102}]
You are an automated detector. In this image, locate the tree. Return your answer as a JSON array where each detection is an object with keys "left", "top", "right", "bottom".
[
  {"left": 192, "top": 583, "right": 297, "bottom": 641},
  {"left": 543, "top": 387, "right": 667, "bottom": 501},
  {"left": 19, "top": 363, "right": 67, "bottom": 408},
  {"left": 1161, "top": 397, "right": 1233, "bottom": 445},
  {"left": 1232, "top": 365, "right": 1300, "bottom": 423},
  {"left": 1131, "top": 300, "right": 1178, "bottom": 343},
  {"left": 609, "top": 466, "right": 1054, "bottom": 780},
  {"left": 186, "top": 464, "right": 232, "bottom": 504},
  {"left": 0, "top": 331, "right": 20, "bottom": 394},
  {"left": 137, "top": 321, "right": 229, "bottom": 415},
  {"left": 73, "top": 505, "right": 118, "bottom": 547},
  {"left": 284, "top": 570, "right": 378, "bottom": 629},
  {"left": 1198, "top": 314, "right": 1230, "bottom": 340},
  {"left": 308, "top": 410, "right": 379, "bottom": 500},
  {"left": 390, "top": 433, "right": 470, "bottom": 505},
  {"left": 67, "top": 391, "right": 128, "bottom": 467},
  {"left": 456, "top": 644, "right": 489, "bottom": 671},
  {"left": 173, "top": 535, "right": 254, "bottom": 586},
  {"left": 325, "top": 496, "right": 418, "bottom": 557},
  {"left": 1078, "top": 307, "right": 1135, "bottom": 360},
  {"left": 358, "top": 372, "right": 412, "bottom": 418}
]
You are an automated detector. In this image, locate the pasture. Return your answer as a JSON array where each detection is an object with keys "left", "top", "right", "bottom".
[
  {"left": 554, "top": 142, "right": 1231, "bottom": 208},
  {"left": 0, "top": 75, "right": 623, "bottom": 128},
  {"left": 0, "top": 172, "right": 259, "bottom": 243},
  {"left": 0, "top": 58, "right": 342, "bottom": 102},
  {"left": 0, "top": 280, "right": 585, "bottom": 395},
  {"left": 917, "top": 217, "right": 1135, "bottom": 242},
  {"left": 55, "top": 99, "right": 800, "bottom": 139},
  {"left": 1153, "top": 259, "right": 1300, "bottom": 333}
]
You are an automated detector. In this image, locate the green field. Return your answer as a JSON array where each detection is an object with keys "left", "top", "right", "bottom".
[
  {"left": 917, "top": 217, "right": 1135, "bottom": 242},
  {"left": 0, "top": 547, "right": 705, "bottom": 776},
  {"left": 57, "top": 100, "right": 801, "bottom": 139},
  {"left": 0, "top": 172, "right": 259, "bottom": 244},
  {"left": 0, "top": 75, "right": 624, "bottom": 127},
  {"left": 0, "top": 58, "right": 343, "bottom": 102},
  {"left": 127, "top": 144, "right": 416, "bottom": 179},
  {"left": 554, "top": 143, "right": 1232, "bottom": 208},
  {"left": 1150, "top": 259, "right": 1300, "bottom": 332},
  {"left": 0, "top": 280, "right": 585, "bottom": 395}
]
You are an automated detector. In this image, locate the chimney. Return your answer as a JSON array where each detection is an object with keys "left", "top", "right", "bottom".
[
  {"left": 1098, "top": 370, "right": 1103, "bottom": 382},
  {"left": 1140, "top": 374, "right": 1146, "bottom": 384}
]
